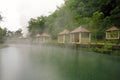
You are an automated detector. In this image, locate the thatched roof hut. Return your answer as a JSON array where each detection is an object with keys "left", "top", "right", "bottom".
[
  {"left": 58, "top": 29, "right": 70, "bottom": 35},
  {"left": 41, "top": 33, "right": 51, "bottom": 42},
  {"left": 106, "top": 26, "right": 120, "bottom": 39},
  {"left": 41, "top": 33, "right": 50, "bottom": 37},
  {"left": 58, "top": 29, "right": 70, "bottom": 43},
  {"left": 70, "top": 26, "right": 91, "bottom": 43},
  {"left": 35, "top": 34, "right": 41, "bottom": 38},
  {"left": 71, "top": 26, "right": 90, "bottom": 33},
  {"left": 106, "top": 26, "right": 119, "bottom": 31}
]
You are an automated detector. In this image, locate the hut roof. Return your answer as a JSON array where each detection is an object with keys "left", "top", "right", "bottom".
[
  {"left": 41, "top": 33, "right": 50, "bottom": 37},
  {"left": 71, "top": 26, "right": 90, "bottom": 33},
  {"left": 58, "top": 29, "right": 70, "bottom": 35},
  {"left": 106, "top": 26, "right": 119, "bottom": 31},
  {"left": 35, "top": 34, "right": 41, "bottom": 38}
]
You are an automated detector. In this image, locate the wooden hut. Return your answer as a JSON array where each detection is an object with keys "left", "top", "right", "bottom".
[
  {"left": 70, "top": 26, "right": 91, "bottom": 44},
  {"left": 35, "top": 34, "right": 41, "bottom": 43},
  {"left": 58, "top": 29, "right": 70, "bottom": 43},
  {"left": 106, "top": 26, "right": 120, "bottom": 39},
  {"left": 41, "top": 33, "right": 51, "bottom": 43},
  {"left": 35, "top": 34, "right": 41, "bottom": 38}
]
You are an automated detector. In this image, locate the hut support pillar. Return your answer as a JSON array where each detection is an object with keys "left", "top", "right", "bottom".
[
  {"left": 106, "top": 32, "right": 108, "bottom": 39},
  {"left": 118, "top": 31, "right": 119, "bottom": 39},
  {"left": 63, "top": 35, "right": 65, "bottom": 43},
  {"left": 79, "top": 33, "right": 81, "bottom": 43},
  {"left": 43, "top": 37, "right": 45, "bottom": 43},
  {"left": 89, "top": 33, "right": 91, "bottom": 42},
  {"left": 70, "top": 34, "right": 72, "bottom": 43},
  {"left": 72, "top": 34, "right": 75, "bottom": 43},
  {"left": 58, "top": 36, "right": 59, "bottom": 43}
]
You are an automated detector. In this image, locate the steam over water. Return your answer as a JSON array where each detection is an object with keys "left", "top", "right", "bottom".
[{"left": 0, "top": 44, "right": 120, "bottom": 80}]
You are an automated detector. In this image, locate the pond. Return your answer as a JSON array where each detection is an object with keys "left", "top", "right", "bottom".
[{"left": 0, "top": 44, "right": 120, "bottom": 80}]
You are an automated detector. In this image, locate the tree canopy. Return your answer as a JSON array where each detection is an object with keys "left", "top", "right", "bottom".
[{"left": 28, "top": 0, "right": 120, "bottom": 40}]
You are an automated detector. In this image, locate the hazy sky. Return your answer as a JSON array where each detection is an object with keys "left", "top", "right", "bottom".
[{"left": 0, "top": 0, "right": 64, "bottom": 31}]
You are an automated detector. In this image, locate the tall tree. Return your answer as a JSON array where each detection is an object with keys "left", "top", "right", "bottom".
[
  {"left": 27, "top": 0, "right": 120, "bottom": 40},
  {"left": 28, "top": 16, "right": 46, "bottom": 37},
  {"left": 15, "top": 28, "right": 22, "bottom": 37}
]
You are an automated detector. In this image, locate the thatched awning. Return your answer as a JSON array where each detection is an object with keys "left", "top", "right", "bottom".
[
  {"left": 71, "top": 26, "right": 90, "bottom": 33},
  {"left": 58, "top": 29, "right": 70, "bottom": 35},
  {"left": 106, "top": 26, "right": 119, "bottom": 31},
  {"left": 41, "top": 33, "right": 50, "bottom": 37}
]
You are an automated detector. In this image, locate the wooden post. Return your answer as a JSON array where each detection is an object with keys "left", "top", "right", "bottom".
[
  {"left": 106, "top": 32, "right": 108, "bottom": 39},
  {"left": 57, "top": 36, "right": 59, "bottom": 43},
  {"left": 58, "top": 36, "right": 60, "bottom": 43},
  {"left": 117, "top": 31, "right": 119, "bottom": 39},
  {"left": 79, "top": 33, "right": 81, "bottom": 43},
  {"left": 43, "top": 37, "right": 45, "bottom": 43},
  {"left": 118, "top": 30, "right": 120, "bottom": 39},
  {"left": 63, "top": 35, "right": 65, "bottom": 43},
  {"left": 70, "top": 34, "right": 72, "bottom": 43},
  {"left": 89, "top": 33, "right": 91, "bottom": 42},
  {"left": 73, "top": 34, "right": 75, "bottom": 43}
]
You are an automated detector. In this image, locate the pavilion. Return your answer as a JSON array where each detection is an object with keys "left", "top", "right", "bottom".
[
  {"left": 106, "top": 26, "right": 120, "bottom": 39},
  {"left": 70, "top": 26, "right": 91, "bottom": 44},
  {"left": 41, "top": 33, "right": 51, "bottom": 43},
  {"left": 58, "top": 29, "right": 70, "bottom": 43}
]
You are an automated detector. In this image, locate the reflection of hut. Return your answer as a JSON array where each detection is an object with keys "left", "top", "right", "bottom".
[
  {"left": 106, "top": 26, "right": 120, "bottom": 39},
  {"left": 70, "top": 26, "right": 91, "bottom": 44},
  {"left": 41, "top": 33, "right": 51, "bottom": 42},
  {"left": 58, "top": 29, "right": 70, "bottom": 43}
]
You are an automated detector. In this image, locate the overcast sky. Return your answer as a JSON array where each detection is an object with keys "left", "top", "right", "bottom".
[{"left": 0, "top": 0, "right": 64, "bottom": 31}]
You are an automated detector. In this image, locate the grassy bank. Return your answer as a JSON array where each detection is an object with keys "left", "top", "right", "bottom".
[{"left": 52, "top": 43, "right": 120, "bottom": 56}]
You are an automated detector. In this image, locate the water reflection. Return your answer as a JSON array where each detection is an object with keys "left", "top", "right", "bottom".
[
  {"left": 0, "top": 47, "right": 22, "bottom": 80},
  {"left": 0, "top": 44, "right": 120, "bottom": 80}
]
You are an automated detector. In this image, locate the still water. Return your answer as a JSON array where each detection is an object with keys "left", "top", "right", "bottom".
[{"left": 0, "top": 44, "right": 120, "bottom": 80}]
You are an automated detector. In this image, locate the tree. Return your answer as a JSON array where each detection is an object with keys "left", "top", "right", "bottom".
[
  {"left": 0, "top": 27, "right": 4, "bottom": 43},
  {"left": 0, "top": 14, "right": 3, "bottom": 43},
  {"left": 27, "top": 0, "right": 120, "bottom": 41},
  {"left": 15, "top": 28, "right": 22, "bottom": 37},
  {"left": 28, "top": 16, "right": 46, "bottom": 37},
  {"left": 45, "top": 5, "right": 74, "bottom": 39}
]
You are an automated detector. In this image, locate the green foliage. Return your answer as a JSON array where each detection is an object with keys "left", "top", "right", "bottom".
[
  {"left": 0, "top": 27, "right": 4, "bottom": 43},
  {"left": 93, "top": 44, "right": 112, "bottom": 54},
  {"left": 28, "top": 16, "right": 46, "bottom": 37},
  {"left": 27, "top": 0, "right": 120, "bottom": 40},
  {"left": 111, "top": 50, "right": 120, "bottom": 56},
  {"left": 45, "top": 6, "right": 74, "bottom": 39},
  {"left": 14, "top": 28, "right": 22, "bottom": 37}
]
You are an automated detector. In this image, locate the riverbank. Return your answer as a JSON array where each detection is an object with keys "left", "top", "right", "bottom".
[
  {"left": 4, "top": 41, "right": 120, "bottom": 56},
  {"left": 46, "top": 43, "right": 120, "bottom": 56}
]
